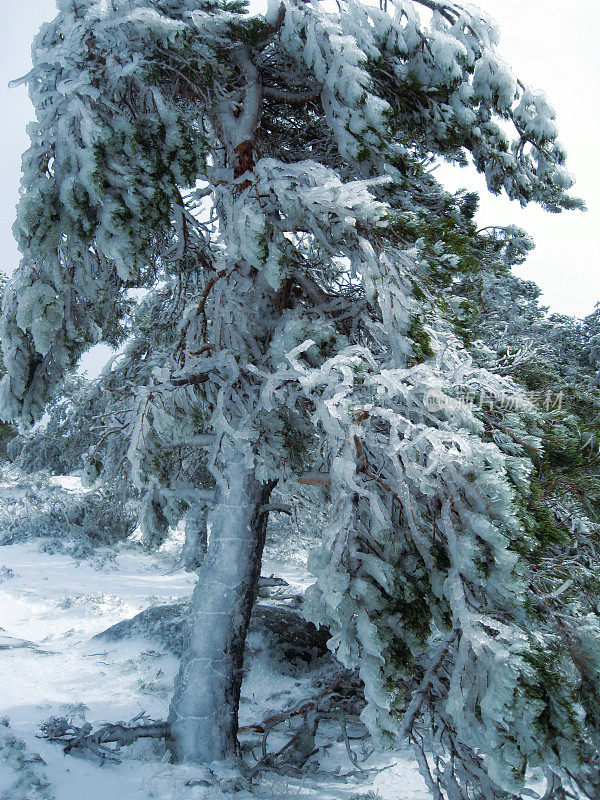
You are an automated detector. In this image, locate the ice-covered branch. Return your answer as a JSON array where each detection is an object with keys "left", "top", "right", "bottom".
[{"left": 39, "top": 715, "right": 170, "bottom": 765}]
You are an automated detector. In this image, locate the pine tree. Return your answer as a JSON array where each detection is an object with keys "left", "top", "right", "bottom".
[
  {"left": 2, "top": 0, "right": 598, "bottom": 796},
  {"left": 8, "top": 373, "right": 109, "bottom": 474}
]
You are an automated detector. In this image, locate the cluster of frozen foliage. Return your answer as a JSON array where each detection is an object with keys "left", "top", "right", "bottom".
[
  {"left": 1, "top": 0, "right": 599, "bottom": 796},
  {"left": 0, "top": 471, "right": 135, "bottom": 554},
  {"left": 0, "top": 718, "right": 53, "bottom": 800},
  {"left": 8, "top": 375, "right": 104, "bottom": 474},
  {"left": 4, "top": 375, "right": 136, "bottom": 552}
]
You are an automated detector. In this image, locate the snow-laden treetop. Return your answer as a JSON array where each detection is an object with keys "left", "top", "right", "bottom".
[{"left": 0, "top": 0, "right": 581, "bottom": 426}]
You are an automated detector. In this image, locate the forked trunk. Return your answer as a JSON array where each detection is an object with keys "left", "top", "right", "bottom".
[{"left": 168, "top": 456, "right": 274, "bottom": 763}]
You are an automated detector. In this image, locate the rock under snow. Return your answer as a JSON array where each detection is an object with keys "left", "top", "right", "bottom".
[
  {"left": 91, "top": 602, "right": 332, "bottom": 671},
  {"left": 0, "top": 627, "right": 42, "bottom": 651}
]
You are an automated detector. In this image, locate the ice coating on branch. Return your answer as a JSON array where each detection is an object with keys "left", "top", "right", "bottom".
[{"left": 276, "top": 0, "right": 581, "bottom": 209}]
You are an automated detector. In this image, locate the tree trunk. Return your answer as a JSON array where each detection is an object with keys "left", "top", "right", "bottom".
[{"left": 168, "top": 456, "right": 274, "bottom": 763}]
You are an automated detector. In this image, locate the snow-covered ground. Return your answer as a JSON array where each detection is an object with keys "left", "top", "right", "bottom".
[{"left": 0, "top": 476, "right": 429, "bottom": 800}]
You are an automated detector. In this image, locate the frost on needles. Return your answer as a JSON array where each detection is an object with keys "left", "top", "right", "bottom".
[{"left": 1, "top": 0, "right": 598, "bottom": 798}]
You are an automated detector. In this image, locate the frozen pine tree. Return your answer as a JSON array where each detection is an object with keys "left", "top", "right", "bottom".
[{"left": 2, "top": 0, "right": 599, "bottom": 797}]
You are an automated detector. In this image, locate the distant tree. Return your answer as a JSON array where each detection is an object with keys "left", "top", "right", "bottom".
[
  {"left": 2, "top": 1, "right": 598, "bottom": 797},
  {"left": 583, "top": 302, "right": 600, "bottom": 383},
  {"left": 8, "top": 373, "right": 100, "bottom": 474}
]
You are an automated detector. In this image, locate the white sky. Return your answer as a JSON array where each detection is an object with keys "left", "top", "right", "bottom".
[{"left": 1, "top": 0, "right": 599, "bottom": 333}]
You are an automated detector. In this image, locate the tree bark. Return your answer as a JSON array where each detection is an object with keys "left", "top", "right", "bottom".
[{"left": 168, "top": 456, "right": 274, "bottom": 763}]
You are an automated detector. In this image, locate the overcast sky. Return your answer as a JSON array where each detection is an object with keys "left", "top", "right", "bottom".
[{"left": 1, "top": 0, "right": 599, "bottom": 329}]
